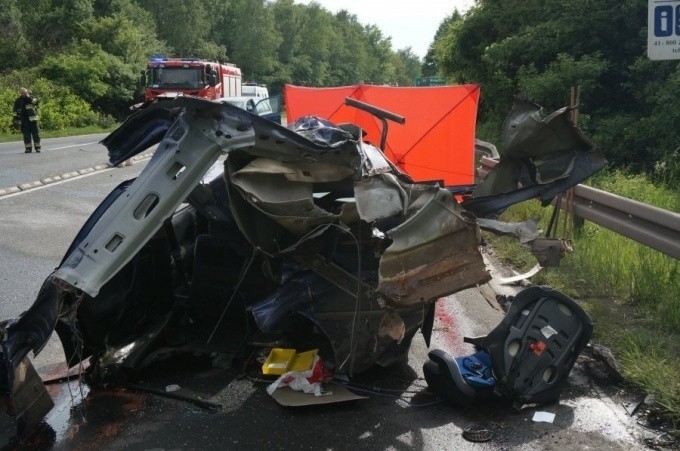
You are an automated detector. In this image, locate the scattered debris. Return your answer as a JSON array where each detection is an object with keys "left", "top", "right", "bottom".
[
  {"left": 477, "top": 218, "right": 539, "bottom": 243},
  {"left": 579, "top": 343, "right": 624, "bottom": 384},
  {"left": 261, "top": 348, "right": 318, "bottom": 375},
  {"left": 128, "top": 383, "right": 222, "bottom": 411},
  {"left": 623, "top": 400, "right": 642, "bottom": 416},
  {"left": 529, "top": 238, "right": 572, "bottom": 267},
  {"left": 626, "top": 394, "right": 679, "bottom": 449},
  {"left": 462, "top": 427, "right": 493, "bottom": 442},
  {"left": 268, "top": 383, "right": 366, "bottom": 407},
  {"left": 464, "top": 96, "right": 607, "bottom": 218},
  {"left": 478, "top": 283, "right": 505, "bottom": 312},
  {"left": 498, "top": 264, "right": 542, "bottom": 285},
  {"left": 643, "top": 432, "right": 676, "bottom": 449},
  {"left": 266, "top": 354, "right": 333, "bottom": 398},
  {"left": 532, "top": 411, "right": 556, "bottom": 423}
]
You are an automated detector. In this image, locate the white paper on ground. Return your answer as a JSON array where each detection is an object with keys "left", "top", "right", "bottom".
[{"left": 532, "top": 411, "right": 556, "bottom": 423}]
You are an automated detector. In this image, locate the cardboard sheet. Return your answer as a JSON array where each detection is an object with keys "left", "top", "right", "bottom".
[{"left": 269, "top": 383, "right": 366, "bottom": 407}]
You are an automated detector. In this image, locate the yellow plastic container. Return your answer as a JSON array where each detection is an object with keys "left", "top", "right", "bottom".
[
  {"left": 289, "top": 349, "right": 318, "bottom": 373},
  {"left": 262, "top": 348, "right": 318, "bottom": 375}
]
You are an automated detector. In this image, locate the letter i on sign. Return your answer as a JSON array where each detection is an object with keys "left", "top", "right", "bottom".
[{"left": 655, "top": 5, "right": 672, "bottom": 36}]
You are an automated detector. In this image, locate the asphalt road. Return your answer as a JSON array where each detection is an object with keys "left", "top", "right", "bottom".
[
  {"left": 0, "top": 134, "right": 111, "bottom": 190},
  {"left": 0, "top": 136, "right": 651, "bottom": 450}
]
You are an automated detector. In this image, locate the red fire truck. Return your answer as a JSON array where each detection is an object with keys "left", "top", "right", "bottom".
[{"left": 142, "top": 57, "right": 242, "bottom": 102}]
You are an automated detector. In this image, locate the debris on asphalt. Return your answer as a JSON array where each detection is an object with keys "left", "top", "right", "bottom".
[
  {"left": 127, "top": 383, "right": 222, "bottom": 411},
  {"left": 532, "top": 411, "right": 556, "bottom": 423},
  {"left": 266, "top": 354, "right": 333, "bottom": 398},
  {"left": 462, "top": 427, "right": 493, "bottom": 442},
  {"left": 643, "top": 432, "right": 676, "bottom": 449},
  {"left": 623, "top": 400, "right": 642, "bottom": 416},
  {"left": 498, "top": 264, "right": 542, "bottom": 285}
]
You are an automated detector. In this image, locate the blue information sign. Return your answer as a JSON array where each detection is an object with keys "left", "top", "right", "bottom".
[{"left": 648, "top": 0, "right": 680, "bottom": 60}]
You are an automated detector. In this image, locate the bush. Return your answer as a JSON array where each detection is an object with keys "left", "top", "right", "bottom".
[
  {"left": 0, "top": 74, "right": 102, "bottom": 133},
  {"left": 0, "top": 88, "right": 17, "bottom": 134}
]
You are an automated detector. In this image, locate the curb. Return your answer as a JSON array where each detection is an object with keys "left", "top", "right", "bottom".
[{"left": 0, "top": 152, "right": 155, "bottom": 198}]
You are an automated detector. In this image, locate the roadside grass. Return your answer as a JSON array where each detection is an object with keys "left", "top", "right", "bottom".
[
  {"left": 485, "top": 169, "right": 680, "bottom": 421},
  {"left": 0, "top": 124, "right": 119, "bottom": 144}
]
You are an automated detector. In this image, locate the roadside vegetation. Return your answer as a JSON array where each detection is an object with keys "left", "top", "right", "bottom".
[
  {"left": 0, "top": 0, "right": 421, "bottom": 134},
  {"left": 486, "top": 170, "right": 680, "bottom": 420}
]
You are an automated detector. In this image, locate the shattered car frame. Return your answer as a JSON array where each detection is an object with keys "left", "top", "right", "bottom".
[{"left": 0, "top": 94, "right": 605, "bottom": 430}]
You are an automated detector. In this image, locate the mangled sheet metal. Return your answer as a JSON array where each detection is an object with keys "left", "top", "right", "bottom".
[
  {"left": 378, "top": 190, "right": 488, "bottom": 305},
  {"left": 464, "top": 96, "right": 607, "bottom": 218},
  {"left": 0, "top": 94, "right": 605, "bottom": 432},
  {"left": 0, "top": 97, "right": 489, "bottom": 406}
]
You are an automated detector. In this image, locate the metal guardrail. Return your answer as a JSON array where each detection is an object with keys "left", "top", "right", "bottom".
[
  {"left": 477, "top": 156, "right": 680, "bottom": 260},
  {"left": 562, "top": 185, "right": 680, "bottom": 260}
]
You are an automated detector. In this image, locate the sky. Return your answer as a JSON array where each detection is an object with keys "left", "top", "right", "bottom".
[{"left": 294, "top": 0, "right": 475, "bottom": 59}]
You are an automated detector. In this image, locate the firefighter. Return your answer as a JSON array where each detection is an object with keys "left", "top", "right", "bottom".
[{"left": 13, "top": 87, "right": 41, "bottom": 153}]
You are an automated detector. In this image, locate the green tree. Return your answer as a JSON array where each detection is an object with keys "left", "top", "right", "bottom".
[
  {"left": 38, "top": 39, "right": 137, "bottom": 116},
  {"left": 25, "top": 0, "right": 94, "bottom": 56},
  {"left": 269, "top": 0, "right": 304, "bottom": 88},
  {"left": 431, "top": 0, "right": 666, "bottom": 173},
  {"left": 517, "top": 53, "right": 608, "bottom": 111},
  {"left": 326, "top": 10, "right": 371, "bottom": 85},
  {"left": 289, "top": 3, "right": 333, "bottom": 86},
  {"left": 392, "top": 47, "right": 421, "bottom": 86},
  {"left": 85, "top": 15, "right": 164, "bottom": 66},
  {"left": 0, "top": 0, "right": 29, "bottom": 71},
  {"left": 422, "top": 10, "right": 461, "bottom": 77},
  {"left": 363, "top": 24, "right": 395, "bottom": 84},
  {"left": 136, "top": 0, "right": 227, "bottom": 60},
  {"left": 220, "top": 0, "right": 281, "bottom": 81}
]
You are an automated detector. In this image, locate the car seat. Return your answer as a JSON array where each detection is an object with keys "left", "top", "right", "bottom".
[{"left": 423, "top": 285, "right": 593, "bottom": 409}]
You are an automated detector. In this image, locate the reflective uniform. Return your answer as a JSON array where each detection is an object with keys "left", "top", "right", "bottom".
[{"left": 13, "top": 94, "right": 41, "bottom": 153}]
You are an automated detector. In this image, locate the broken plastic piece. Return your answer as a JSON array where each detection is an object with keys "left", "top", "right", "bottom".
[
  {"left": 498, "top": 264, "right": 542, "bottom": 285},
  {"left": 262, "top": 348, "right": 319, "bottom": 375}
]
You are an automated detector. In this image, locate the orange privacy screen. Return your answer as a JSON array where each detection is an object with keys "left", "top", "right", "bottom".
[{"left": 284, "top": 84, "right": 480, "bottom": 186}]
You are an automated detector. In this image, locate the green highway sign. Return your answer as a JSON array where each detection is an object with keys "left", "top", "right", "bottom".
[{"left": 416, "top": 76, "right": 446, "bottom": 86}]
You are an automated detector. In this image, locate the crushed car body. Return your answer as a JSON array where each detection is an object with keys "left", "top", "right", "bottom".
[{"left": 0, "top": 95, "right": 605, "bottom": 430}]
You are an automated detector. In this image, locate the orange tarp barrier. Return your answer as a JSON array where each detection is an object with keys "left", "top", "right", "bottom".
[{"left": 284, "top": 84, "right": 480, "bottom": 186}]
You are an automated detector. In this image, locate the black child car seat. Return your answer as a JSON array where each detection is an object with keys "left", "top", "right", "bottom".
[{"left": 423, "top": 285, "right": 593, "bottom": 409}]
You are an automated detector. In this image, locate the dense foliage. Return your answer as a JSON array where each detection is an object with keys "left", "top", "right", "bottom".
[
  {"left": 2, "top": 0, "right": 678, "bottom": 184},
  {"left": 428, "top": 0, "right": 680, "bottom": 185},
  {"left": 0, "top": 0, "right": 421, "bottom": 131}
]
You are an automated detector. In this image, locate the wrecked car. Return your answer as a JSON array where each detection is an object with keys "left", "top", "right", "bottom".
[{"left": 0, "top": 94, "right": 606, "bottom": 430}]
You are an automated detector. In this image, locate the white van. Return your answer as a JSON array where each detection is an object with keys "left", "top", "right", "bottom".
[{"left": 241, "top": 83, "right": 269, "bottom": 99}]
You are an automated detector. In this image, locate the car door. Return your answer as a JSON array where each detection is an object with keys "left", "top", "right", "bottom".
[{"left": 255, "top": 97, "right": 282, "bottom": 124}]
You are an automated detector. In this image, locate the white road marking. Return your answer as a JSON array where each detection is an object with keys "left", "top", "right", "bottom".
[
  {"left": 45, "top": 141, "right": 101, "bottom": 151},
  {"left": 0, "top": 167, "right": 116, "bottom": 199}
]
